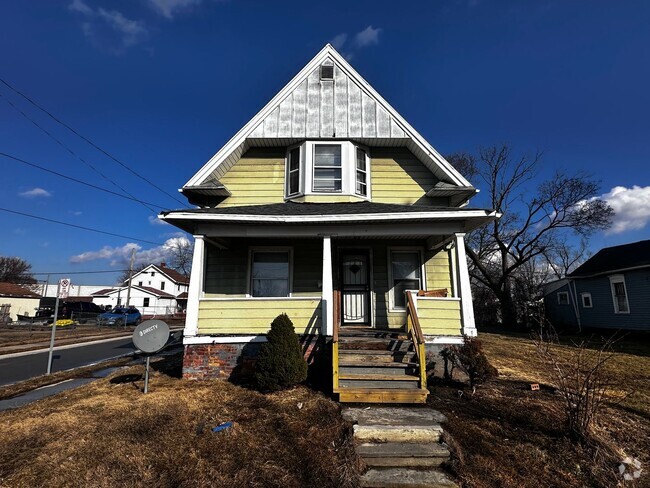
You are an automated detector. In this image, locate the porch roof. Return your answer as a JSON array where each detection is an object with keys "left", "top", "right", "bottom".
[{"left": 160, "top": 202, "right": 498, "bottom": 238}]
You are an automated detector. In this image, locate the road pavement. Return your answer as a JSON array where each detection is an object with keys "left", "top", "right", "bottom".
[{"left": 0, "top": 337, "right": 138, "bottom": 386}]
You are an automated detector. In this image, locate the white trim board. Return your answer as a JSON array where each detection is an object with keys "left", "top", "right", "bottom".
[{"left": 184, "top": 44, "right": 472, "bottom": 192}]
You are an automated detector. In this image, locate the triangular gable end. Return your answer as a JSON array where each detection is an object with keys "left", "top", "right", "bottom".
[{"left": 185, "top": 44, "right": 472, "bottom": 191}]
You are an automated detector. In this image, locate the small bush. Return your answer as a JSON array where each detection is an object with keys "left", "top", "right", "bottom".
[
  {"left": 448, "top": 336, "right": 498, "bottom": 389},
  {"left": 255, "top": 313, "right": 308, "bottom": 392}
]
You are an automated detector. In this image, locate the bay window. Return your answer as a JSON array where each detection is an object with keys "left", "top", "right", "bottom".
[{"left": 285, "top": 141, "right": 370, "bottom": 199}]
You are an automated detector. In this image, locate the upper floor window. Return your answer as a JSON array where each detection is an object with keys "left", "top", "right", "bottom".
[
  {"left": 161, "top": 282, "right": 165, "bottom": 291},
  {"left": 609, "top": 275, "right": 630, "bottom": 314},
  {"left": 285, "top": 141, "right": 370, "bottom": 199}
]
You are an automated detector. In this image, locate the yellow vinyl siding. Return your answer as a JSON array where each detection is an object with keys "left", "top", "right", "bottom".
[
  {"left": 198, "top": 299, "right": 322, "bottom": 334},
  {"left": 425, "top": 247, "right": 453, "bottom": 293},
  {"left": 217, "top": 148, "right": 285, "bottom": 207},
  {"left": 370, "top": 148, "right": 440, "bottom": 206},
  {"left": 416, "top": 298, "right": 462, "bottom": 336}
]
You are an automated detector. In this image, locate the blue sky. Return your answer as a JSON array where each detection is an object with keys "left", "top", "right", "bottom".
[{"left": 1, "top": 0, "right": 649, "bottom": 285}]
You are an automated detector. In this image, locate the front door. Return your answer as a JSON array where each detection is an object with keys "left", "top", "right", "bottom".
[{"left": 340, "top": 250, "right": 371, "bottom": 326}]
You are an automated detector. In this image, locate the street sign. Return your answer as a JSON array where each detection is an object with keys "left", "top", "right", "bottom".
[{"left": 58, "top": 278, "right": 71, "bottom": 299}]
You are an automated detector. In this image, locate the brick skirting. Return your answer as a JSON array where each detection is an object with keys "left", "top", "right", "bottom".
[{"left": 183, "top": 335, "right": 327, "bottom": 381}]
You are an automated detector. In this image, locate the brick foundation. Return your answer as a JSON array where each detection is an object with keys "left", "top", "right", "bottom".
[{"left": 183, "top": 334, "right": 328, "bottom": 381}]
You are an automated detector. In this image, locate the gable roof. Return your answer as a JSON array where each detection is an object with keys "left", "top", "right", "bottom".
[
  {"left": 0, "top": 282, "right": 41, "bottom": 298},
  {"left": 131, "top": 264, "right": 189, "bottom": 285},
  {"left": 184, "top": 44, "right": 473, "bottom": 198},
  {"left": 569, "top": 240, "right": 650, "bottom": 277},
  {"left": 92, "top": 288, "right": 116, "bottom": 297}
]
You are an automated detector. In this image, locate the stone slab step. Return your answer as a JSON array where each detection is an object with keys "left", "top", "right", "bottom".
[
  {"left": 353, "top": 424, "right": 442, "bottom": 443},
  {"left": 342, "top": 407, "right": 447, "bottom": 426},
  {"left": 360, "top": 468, "right": 458, "bottom": 488},
  {"left": 357, "top": 442, "right": 450, "bottom": 459},
  {"left": 337, "top": 388, "right": 428, "bottom": 404}
]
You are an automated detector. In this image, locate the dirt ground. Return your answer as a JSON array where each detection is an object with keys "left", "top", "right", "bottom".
[
  {"left": 0, "top": 353, "right": 362, "bottom": 488},
  {"left": 430, "top": 330, "right": 650, "bottom": 488}
]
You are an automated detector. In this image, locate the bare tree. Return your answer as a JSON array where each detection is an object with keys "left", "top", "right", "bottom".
[
  {"left": 117, "top": 263, "right": 146, "bottom": 285},
  {"left": 169, "top": 239, "right": 194, "bottom": 278},
  {"left": 450, "top": 145, "right": 613, "bottom": 326},
  {"left": 0, "top": 256, "right": 36, "bottom": 284}
]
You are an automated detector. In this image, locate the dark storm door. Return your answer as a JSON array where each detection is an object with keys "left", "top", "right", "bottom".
[{"left": 340, "top": 251, "right": 371, "bottom": 325}]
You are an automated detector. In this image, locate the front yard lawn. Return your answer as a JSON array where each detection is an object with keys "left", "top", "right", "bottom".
[
  {"left": 430, "top": 330, "right": 650, "bottom": 488},
  {"left": 0, "top": 353, "right": 361, "bottom": 488}
]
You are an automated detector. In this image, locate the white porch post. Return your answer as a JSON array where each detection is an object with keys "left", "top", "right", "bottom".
[
  {"left": 454, "top": 233, "right": 477, "bottom": 337},
  {"left": 184, "top": 235, "right": 205, "bottom": 339},
  {"left": 322, "top": 236, "right": 334, "bottom": 336}
]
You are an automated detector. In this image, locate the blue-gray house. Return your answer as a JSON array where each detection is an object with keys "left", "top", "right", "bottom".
[{"left": 544, "top": 240, "right": 650, "bottom": 331}]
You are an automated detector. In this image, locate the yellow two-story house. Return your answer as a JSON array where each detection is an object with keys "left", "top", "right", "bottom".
[{"left": 161, "top": 44, "right": 497, "bottom": 403}]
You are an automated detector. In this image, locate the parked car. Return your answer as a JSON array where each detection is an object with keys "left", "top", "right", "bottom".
[
  {"left": 97, "top": 307, "right": 142, "bottom": 326},
  {"left": 60, "top": 302, "right": 104, "bottom": 322}
]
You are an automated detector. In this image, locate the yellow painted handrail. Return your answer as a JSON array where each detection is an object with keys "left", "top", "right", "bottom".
[{"left": 406, "top": 291, "right": 427, "bottom": 390}]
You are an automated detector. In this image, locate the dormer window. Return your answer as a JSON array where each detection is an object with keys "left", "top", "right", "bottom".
[{"left": 285, "top": 141, "right": 370, "bottom": 199}]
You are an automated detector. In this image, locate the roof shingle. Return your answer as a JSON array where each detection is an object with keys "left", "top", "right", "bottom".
[{"left": 569, "top": 240, "right": 650, "bottom": 277}]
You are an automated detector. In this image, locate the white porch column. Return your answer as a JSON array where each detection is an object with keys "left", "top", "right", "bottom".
[
  {"left": 322, "top": 236, "right": 334, "bottom": 336},
  {"left": 184, "top": 235, "right": 205, "bottom": 339},
  {"left": 454, "top": 233, "right": 477, "bottom": 337}
]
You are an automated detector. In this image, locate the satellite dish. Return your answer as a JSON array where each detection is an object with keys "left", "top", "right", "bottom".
[{"left": 132, "top": 319, "right": 170, "bottom": 354}]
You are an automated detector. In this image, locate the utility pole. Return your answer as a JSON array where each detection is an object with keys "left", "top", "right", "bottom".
[{"left": 125, "top": 248, "right": 136, "bottom": 307}]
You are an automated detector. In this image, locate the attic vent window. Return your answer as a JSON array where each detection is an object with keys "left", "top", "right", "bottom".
[{"left": 320, "top": 65, "right": 334, "bottom": 81}]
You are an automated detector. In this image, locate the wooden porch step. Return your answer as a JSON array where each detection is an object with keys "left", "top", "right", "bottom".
[
  {"left": 337, "top": 388, "right": 428, "bottom": 404},
  {"left": 339, "top": 361, "right": 418, "bottom": 369},
  {"left": 338, "top": 339, "right": 415, "bottom": 352},
  {"left": 339, "top": 374, "right": 419, "bottom": 381},
  {"left": 339, "top": 329, "right": 409, "bottom": 340}
]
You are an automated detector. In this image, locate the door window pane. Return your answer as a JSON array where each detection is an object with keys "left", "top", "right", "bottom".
[
  {"left": 251, "top": 252, "right": 289, "bottom": 297},
  {"left": 391, "top": 252, "right": 421, "bottom": 309}
]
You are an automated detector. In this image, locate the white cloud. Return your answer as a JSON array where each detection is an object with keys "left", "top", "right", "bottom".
[
  {"left": 354, "top": 25, "right": 381, "bottom": 48},
  {"left": 330, "top": 33, "right": 347, "bottom": 50},
  {"left": 599, "top": 185, "right": 650, "bottom": 234},
  {"left": 19, "top": 187, "right": 51, "bottom": 198},
  {"left": 68, "top": 0, "right": 147, "bottom": 52},
  {"left": 149, "top": 215, "right": 169, "bottom": 226},
  {"left": 147, "top": 0, "right": 204, "bottom": 19},
  {"left": 70, "top": 236, "right": 191, "bottom": 267}
]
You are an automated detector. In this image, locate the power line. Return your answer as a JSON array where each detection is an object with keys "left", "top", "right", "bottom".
[
  {"left": 0, "top": 91, "right": 157, "bottom": 213},
  {"left": 1, "top": 152, "right": 168, "bottom": 210},
  {"left": 31, "top": 270, "right": 128, "bottom": 275},
  {"left": 0, "top": 77, "right": 187, "bottom": 207},
  {"left": 0, "top": 207, "right": 163, "bottom": 245}
]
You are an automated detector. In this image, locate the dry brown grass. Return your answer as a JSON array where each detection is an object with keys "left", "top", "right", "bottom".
[
  {"left": 0, "top": 353, "right": 361, "bottom": 488},
  {"left": 429, "top": 330, "right": 650, "bottom": 488}
]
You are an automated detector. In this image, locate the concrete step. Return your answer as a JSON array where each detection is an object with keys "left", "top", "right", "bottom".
[
  {"left": 360, "top": 468, "right": 458, "bottom": 488},
  {"left": 353, "top": 424, "right": 443, "bottom": 443},
  {"left": 342, "top": 407, "right": 447, "bottom": 426},
  {"left": 357, "top": 442, "right": 450, "bottom": 468}
]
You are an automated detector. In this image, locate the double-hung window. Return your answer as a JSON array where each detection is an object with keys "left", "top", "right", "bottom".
[
  {"left": 285, "top": 141, "right": 371, "bottom": 199},
  {"left": 389, "top": 250, "right": 423, "bottom": 310},
  {"left": 313, "top": 145, "right": 342, "bottom": 192},
  {"left": 609, "top": 275, "right": 630, "bottom": 313},
  {"left": 287, "top": 147, "right": 301, "bottom": 196},
  {"left": 251, "top": 250, "right": 290, "bottom": 297}
]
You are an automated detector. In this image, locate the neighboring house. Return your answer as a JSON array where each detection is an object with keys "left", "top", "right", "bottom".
[
  {"left": 161, "top": 44, "right": 498, "bottom": 403},
  {"left": 91, "top": 285, "right": 177, "bottom": 317},
  {"left": 544, "top": 240, "right": 650, "bottom": 331},
  {"left": 0, "top": 283, "right": 41, "bottom": 322},
  {"left": 41, "top": 284, "right": 111, "bottom": 299}
]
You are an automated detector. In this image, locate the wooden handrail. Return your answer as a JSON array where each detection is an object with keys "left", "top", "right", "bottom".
[
  {"left": 332, "top": 289, "right": 340, "bottom": 392},
  {"left": 406, "top": 290, "right": 427, "bottom": 391},
  {"left": 406, "top": 291, "right": 425, "bottom": 345}
]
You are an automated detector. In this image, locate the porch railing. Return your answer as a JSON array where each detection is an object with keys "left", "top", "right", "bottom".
[
  {"left": 406, "top": 290, "right": 427, "bottom": 391},
  {"left": 332, "top": 289, "right": 340, "bottom": 392}
]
